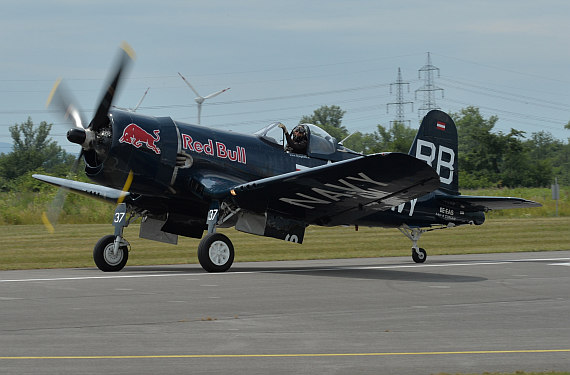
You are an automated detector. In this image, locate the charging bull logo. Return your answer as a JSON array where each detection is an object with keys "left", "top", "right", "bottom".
[{"left": 119, "top": 123, "right": 161, "bottom": 154}]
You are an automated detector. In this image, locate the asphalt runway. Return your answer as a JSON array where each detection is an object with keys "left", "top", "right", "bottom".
[{"left": 1, "top": 251, "right": 569, "bottom": 375}]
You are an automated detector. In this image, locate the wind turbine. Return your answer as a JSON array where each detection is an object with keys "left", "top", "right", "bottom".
[
  {"left": 113, "top": 87, "right": 150, "bottom": 112},
  {"left": 131, "top": 87, "right": 150, "bottom": 112},
  {"left": 178, "top": 72, "right": 230, "bottom": 125}
]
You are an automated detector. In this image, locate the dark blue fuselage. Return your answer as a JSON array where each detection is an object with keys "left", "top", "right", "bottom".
[{"left": 85, "top": 109, "right": 483, "bottom": 231}]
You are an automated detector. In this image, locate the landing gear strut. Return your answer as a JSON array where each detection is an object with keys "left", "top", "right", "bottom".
[
  {"left": 398, "top": 225, "right": 427, "bottom": 263},
  {"left": 93, "top": 203, "right": 137, "bottom": 272}
]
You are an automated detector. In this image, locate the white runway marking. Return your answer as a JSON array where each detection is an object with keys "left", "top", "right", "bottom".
[
  {"left": 0, "top": 257, "right": 568, "bottom": 284},
  {"left": 550, "top": 262, "right": 570, "bottom": 266}
]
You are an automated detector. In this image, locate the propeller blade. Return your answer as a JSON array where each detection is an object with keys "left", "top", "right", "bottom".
[
  {"left": 89, "top": 42, "right": 136, "bottom": 131},
  {"left": 43, "top": 79, "right": 87, "bottom": 232},
  {"left": 42, "top": 189, "right": 66, "bottom": 234},
  {"left": 178, "top": 72, "right": 201, "bottom": 97},
  {"left": 41, "top": 150, "right": 84, "bottom": 233},
  {"left": 117, "top": 170, "right": 134, "bottom": 204},
  {"left": 46, "top": 78, "right": 87, "bottom": 129}
]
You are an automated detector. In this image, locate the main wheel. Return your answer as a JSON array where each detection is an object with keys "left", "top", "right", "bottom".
[
  {"left": 198, "top": 233, "right": 234, "bottom": 273},
  {"left": 93, "top": 235, "right": 129, "bottom": 272},
  {"left": 412, "top": 247, "right": 427, "bottom": 263}
]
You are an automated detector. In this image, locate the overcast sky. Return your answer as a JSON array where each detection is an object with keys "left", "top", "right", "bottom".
[{"left": 1, "top": 0, "right": 570, "bottom": 153}]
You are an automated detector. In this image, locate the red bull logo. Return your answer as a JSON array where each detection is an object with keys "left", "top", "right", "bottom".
[{"left": 119, "top": 123, "right": 161, "bottom": 154}]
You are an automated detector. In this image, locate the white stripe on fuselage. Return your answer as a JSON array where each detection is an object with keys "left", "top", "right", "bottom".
[{"left": 391, "top": 198, "right": 417, "bottom": 216}]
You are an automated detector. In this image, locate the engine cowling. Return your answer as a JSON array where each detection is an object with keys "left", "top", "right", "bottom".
[{"left": 84, "top": 109, "right": 179, "bottom": 196}]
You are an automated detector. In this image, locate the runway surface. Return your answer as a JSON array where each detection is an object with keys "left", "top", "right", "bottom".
[{"left": 1, "top": 251, "right": 569, "bottom": 374}]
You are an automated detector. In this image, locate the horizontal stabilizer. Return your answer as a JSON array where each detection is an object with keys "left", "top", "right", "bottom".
[
  {"left": 32, "top": 174, "right": 129, "bottom": 203},
  {"left": 440, "top": 194, "right": 542, "bottom": 211}
]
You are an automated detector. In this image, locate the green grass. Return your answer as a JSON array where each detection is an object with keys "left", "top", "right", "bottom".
[{"left": 0, "top": 217, "right": 568, "bottom": 270}]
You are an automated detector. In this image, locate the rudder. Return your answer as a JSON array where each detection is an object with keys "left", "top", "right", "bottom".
[{"left": 409, "top": 110, "right": 458, "bottom": 195}]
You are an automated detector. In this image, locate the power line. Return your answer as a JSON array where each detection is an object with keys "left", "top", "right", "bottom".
[
  {"left": 439, "top": 77, "right": 570, "bottom": 112},
  {"left": 433, "top": 53, "right": 570, "bottom": 85}
]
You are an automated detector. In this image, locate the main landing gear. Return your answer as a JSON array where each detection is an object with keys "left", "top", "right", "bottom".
[
  {"left": 197, "top": 202, "right": 235, "bottom": 273},
  {"left": 93, "top": 203, "right": 136, "bottom": 272},
  {"left": 398, "top": 225, "right": 427, "bottom": 264},
  {"left": 93, "top": 202, "right": 236, "bottom": 273}
]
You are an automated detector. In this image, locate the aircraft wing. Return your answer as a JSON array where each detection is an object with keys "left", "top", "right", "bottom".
[
  {"left": 230, "top": 153, "right": 440, "bottom": 226},
  {"left": 439, "top": 195, "right": 542, "bottom": 211},
  {"left": 32, "top": 174, "right": 129, "bottom": 204}
]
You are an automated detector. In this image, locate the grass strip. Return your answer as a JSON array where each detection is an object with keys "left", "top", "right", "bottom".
[{"left": 0, "top": 217, "right": 568, "bottom": 270}]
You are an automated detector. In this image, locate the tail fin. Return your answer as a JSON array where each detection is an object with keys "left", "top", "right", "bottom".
[{"left": 409, "top": 110, "right": 458, "bottom": 195}]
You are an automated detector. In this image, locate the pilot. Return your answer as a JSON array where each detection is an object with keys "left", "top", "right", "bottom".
[{"left": 277, "top": 123, "right": 308, "bottom": 154}]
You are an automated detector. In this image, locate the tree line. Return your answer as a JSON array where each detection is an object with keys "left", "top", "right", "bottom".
[
  {"left": 301, "top": 105, "right": 570, "bottom": 187},
  {"left": 0, "top": 118, "right": 76, "bottom": 191},
  {"left": 1, "top": 107, "right": 569, "bottom": 192}
]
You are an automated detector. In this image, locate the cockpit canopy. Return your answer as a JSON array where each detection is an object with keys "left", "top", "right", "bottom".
[{"left": 254, "top": 122, "right": 337, "bottom": 156}]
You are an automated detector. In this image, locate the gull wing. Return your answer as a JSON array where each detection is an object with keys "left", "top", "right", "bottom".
[{"left": 231, "top": 153, "right": 440, "bottom": 226}]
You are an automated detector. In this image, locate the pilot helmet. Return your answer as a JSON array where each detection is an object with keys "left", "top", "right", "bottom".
[{"left": 294, "top": 125, "right": 307, "bottom": 134}]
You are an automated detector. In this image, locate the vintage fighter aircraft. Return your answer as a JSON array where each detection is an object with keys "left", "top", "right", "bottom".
[{"left": 33, "top": 44, "right": 541, "bottom": 272}]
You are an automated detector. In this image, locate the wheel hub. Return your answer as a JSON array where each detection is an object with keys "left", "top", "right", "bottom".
[
  {"left": 104, "top": 243, "right": 124, "bottom": 266},
  {"left": 209, "top": 240, "right": 230, "bottom": 266}
]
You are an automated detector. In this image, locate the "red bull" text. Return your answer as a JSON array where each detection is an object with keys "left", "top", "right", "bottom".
[{"left": 181, "top": 133, "right": 246, "bottom": 164}]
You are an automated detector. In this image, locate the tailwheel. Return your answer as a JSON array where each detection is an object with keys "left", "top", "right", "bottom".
[
  {"left": 412, "top": 247, "right": 427, "bottom": 263},
  {"left": 198, "top": 232, "right": 234, "bottom": 273},
  {"left": 398, "top": 225, "right": 429, "bottom": 264},
  {"left": 93, "top": 235, "right": 129, "bottom": 272}
]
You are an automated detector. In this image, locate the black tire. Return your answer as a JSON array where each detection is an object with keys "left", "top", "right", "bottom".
[
  {"left": 412, "top": 247, "right": 427, "bottom": 263},
  {"left": 93, "top": 235, "right": 129, "bottom": 272},
  {"left": 197, "top": 233, "right": 234, "bottom": 273}
]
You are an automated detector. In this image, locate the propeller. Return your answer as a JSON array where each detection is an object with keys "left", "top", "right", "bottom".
[
  {"left": 177, "top": 72, "right": 230, "bottom": 125},
  {"left": 42, "top": 42, "right": 136, "bottom": 233}
]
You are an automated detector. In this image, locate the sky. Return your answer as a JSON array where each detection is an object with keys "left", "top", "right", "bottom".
[{"left": 1, "top": 0, "right": 570, "bottom": 154}]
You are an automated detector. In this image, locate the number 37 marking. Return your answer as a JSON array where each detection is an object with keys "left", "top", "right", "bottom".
[{"left": 207, "top": 209, "right": 218, "bottom": 222}]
